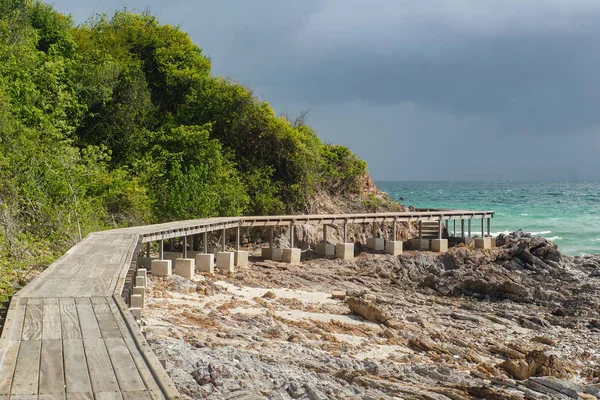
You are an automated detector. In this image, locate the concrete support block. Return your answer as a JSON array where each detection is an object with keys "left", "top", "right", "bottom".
[
  {"left": 262, "top": 248, "right": 282, "bottom": 261},
  {"left": 135, "top": 276, "right": 145, "bottom": 288},
  {"left": 216, "top": 252, "right": 235, "bottom": 273},
  {"left": 490, "top": 237, "right": 497, "bottom": 248},
  {"left": 195, "top": 254, "right": 214, "bottom": 273},
  {"left": 132, "top": 286, "right": 145, "bottom": 296},
  {"left": 234, "top": 251, "right": 249, "bottom": 267},
  {"left": 474, "top": 238, "right": 492, "bottom": 249},
  {"left": 385, "top": 241, "right": 403, "bottom": 256},
  {"left": 282, "top": 248, "right": 301, "bottom": 265},
  {"left": 131, "top": 294, "right": 144, "bottom": 309},
  {"left": 151, "top": 259, "right": 172, "bottom": 276},
  {"left": 315, "top": 243, "right": 335, "bottom": 257},
  {"left": 136, "top": 269, "right": 147, "bottom": 287},
  {"left": 130, "top": 307, "right": 142, "bottom": 319},
  {"left": 335, "top": 243, "right": 354, "bottom": 261},
  {"left": 431, "top": 239, "right": 448, "bottom": 253},
  {"left": 410, "top": 239, "right": 430, "bottom": 250},
  {"left": 174, "top": 258, "right": 195, "bottom": 279},
  {"left": 366, "top": 238, "right": 385, "bottom": 251},
  {"left": 138, "top": 257, "right": 155, "bottom": 269}
]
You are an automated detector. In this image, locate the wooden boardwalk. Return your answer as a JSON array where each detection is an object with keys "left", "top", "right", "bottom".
[{"left": 0, "top": 210, "right": 493, "bottom": 399}]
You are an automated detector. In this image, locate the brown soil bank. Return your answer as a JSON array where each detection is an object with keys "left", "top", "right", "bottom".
[{"left": 144, "top": 232, "right": 600, "bottom": 399}]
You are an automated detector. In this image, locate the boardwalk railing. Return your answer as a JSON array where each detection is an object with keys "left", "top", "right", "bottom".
[{"left": 0, "top": 209, "right": 493, "bottom": 399}]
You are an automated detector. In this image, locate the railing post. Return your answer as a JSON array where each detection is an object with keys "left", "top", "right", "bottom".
[
  {"left": 204, "top": 230, "right": 208, "bottom": 254},
  {"left": 419, "top": 221, "right": 422, "bottom": 240},
  {"left": 487, "top": 218, "right": 491, "bottom": 237},
  {"left": 392, "top": 219, "right": 397, "bottom": 241},
  {"left": 343, "top": 221, "right": 348, "bottom": 243},
  {"left": 270, "top": 226, "right": 274, "bottom": 249},
  {"left": 236, "top": 226, "right": 240, "bottom": 251},
  {"left": 468, "top": 220, "right": 471, "bottom": 238},
  {"left": 290, "top": 223, "right": 295, "bottom": 248},
  {"left": 481, "top": 219, "right": 484, "bottom": 238},
  {"left": 146, "top": 242, "right": 150, "bottom": 257},
  {"left": 222, "top": 228, "right": 226, "bottom": 252},
  {"left": 438, "top": 220, "right": 442, "bottom": 240},
  {"left": 183, "top": 235, "right": 188, "bottom": 258},
  {"left": 159, "top": 237, "right": 164, "bottom": 260},
  {"left": 323, "top": 224, "right": 327, "bottom": 243},
  {"left": 461, "top": 219, "right": 465, "bottom": 237}
]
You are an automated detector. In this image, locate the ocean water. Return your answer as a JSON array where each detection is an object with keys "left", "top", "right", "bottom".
[{"left": 376, "top": 181, "right": 600, "bottom": 256}]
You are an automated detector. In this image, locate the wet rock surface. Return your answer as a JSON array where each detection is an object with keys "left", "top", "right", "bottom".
[{"left": 145, "top": 232, "right": 600, "bottom": 399}]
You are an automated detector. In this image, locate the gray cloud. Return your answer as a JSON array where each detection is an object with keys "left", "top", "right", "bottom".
[{"left": 50, "top": 0, "right": 600, "bottom": 179}]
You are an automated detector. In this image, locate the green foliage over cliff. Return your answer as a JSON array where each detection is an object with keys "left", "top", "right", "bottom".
[{"left": 0, "top": 1, "right": 368, "bottom": 296}]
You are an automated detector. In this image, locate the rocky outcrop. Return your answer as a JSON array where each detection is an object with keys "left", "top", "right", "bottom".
[{"left": 144, "top": 231, "right": 600, "bottom": 399}]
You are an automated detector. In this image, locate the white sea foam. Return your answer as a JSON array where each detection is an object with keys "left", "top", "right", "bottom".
[
  {"left": 592, "top": 238, "right": 600, "bottom": 242},
  {"left": 531, "top": 231, "right": 552, "bottom": 236},
  {"left": 547, "top": 236, "right": 562, "bottom": 241},
  {"left": 521, "top": 213, "right": 529, "bottom": 216}
]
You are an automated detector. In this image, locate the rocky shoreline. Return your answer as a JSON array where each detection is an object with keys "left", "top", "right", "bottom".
[{"left": 144, "top": 231, "right": 600, "bottom": 399}]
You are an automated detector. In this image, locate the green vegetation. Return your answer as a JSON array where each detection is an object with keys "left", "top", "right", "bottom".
[{"left": 0, "top": 1, "right": 368, "bottom": 299}]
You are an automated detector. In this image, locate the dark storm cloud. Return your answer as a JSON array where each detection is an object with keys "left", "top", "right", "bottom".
[{"left": 50, "top": 0, "right": 600, "bottom": 179}]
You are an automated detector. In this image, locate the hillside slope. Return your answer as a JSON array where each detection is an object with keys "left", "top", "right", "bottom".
[{"left": 0, "top": 1, "right": 398, "bottom": 299}]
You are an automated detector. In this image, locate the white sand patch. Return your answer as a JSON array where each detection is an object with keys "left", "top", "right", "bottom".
[{"left": 215, "top": 281, "right": 339, "bottom": 304}]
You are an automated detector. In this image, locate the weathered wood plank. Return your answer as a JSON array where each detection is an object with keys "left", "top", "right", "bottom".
[
  {"left": 39, "top": 339, "right": 65, "bottom": 395},
  {"left": 94, "top": 392, "right": 123, "bottom": 400},
  {"left": 63, "top": 339, "right": 92, "bottom": 395},
  {"left": 83, "top": 338, "right": 120, "bottom": 393},
  {"left": 42, "top": 298, "right": 61, "bottom": 340},
  {"left": 21, "top": 299, "right": 43, "bottom": 341},
  {"left": 59, "top": 298, "right": 81, "bottom": 340},
  {"left": 10, "top": 339, "right": 41, "bottom": 396},
  {"left": 104, "top": 337, "right": 145, "bottom": 392},
  {"left": 122, "top": 391, "right": 151, "bottom": 399},
  {"left": 66, "top": 393, "right": 93, "bottom": 400},
  {"left": 107, "top": 300, "right": 163, "bottom": 399},
  {"left": 75, "top": 299, "right": 101, "bottom": 340},
  {"left": 92, "top": 299, "right": 121, "bottom": 339},
  {"left": 0, "top": 341, "right": 19, "bottom": 395}
]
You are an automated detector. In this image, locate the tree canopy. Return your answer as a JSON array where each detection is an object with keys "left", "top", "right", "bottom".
[{"left": 0, "top": 0, "right": 368, "bottom": 299}]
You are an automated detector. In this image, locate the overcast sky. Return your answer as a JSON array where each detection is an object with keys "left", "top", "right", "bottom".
[{"left": 51, "top": 0, "right": 600, "bottom": 181}]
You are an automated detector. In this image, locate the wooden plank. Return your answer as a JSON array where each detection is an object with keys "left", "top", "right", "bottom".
[
  {"left": 42, "top": 298, "right": 61, "bottom": 340},
  {"left": 83, "top": 338, "right": 119, "bottom": 393},
  {"left": 59, "top": 298, "right": 81, "bottom": 340},
  {"left": 38, "top": 394, "right": 67, "bottom": 400},
  {"left": 61, "top": 278, "right": 87, "bottom": 297},
  {"left": 10, "top": 339, "right": 41, "bottom": 396},
  {"left": 75, "top": 298, "right": 101, "bottom": 340},
  {"left": 2, "top": 297, "right": 25, "bottom": 343},
  {"left": 122, "top": 391, "right": 151, "bottom": 399},
  {"left": 39, "top": 339, "right": 65, "bottom": 395},
  {"left": 104, "top": 337, "right": 145, "bottom": 392},
  {"left": 94, "top": 393, "right": 123, "bottom": 400},
  {"left": 66, "top": 393, "right": 93, "bottom": 400},
  {"left": 63, "top": 339, "right": 92, "bottom": 395},
  {"left": 0, "top": 341, "right": 19, "bottom": 394},
  {"left": 106, "top": 301, "right": 163, "bottom": 399},
  {"left": 21, "top": 299, "right": 43, "bottom": 341},
  {"left": 92, "top": 299, "right": 121, "bottom": 339}
]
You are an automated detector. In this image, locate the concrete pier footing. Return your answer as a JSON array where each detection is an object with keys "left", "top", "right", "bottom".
[
  {"left": 129, "top": 307, "right": 142, "bottom": 320},
  {"left": 132, "top": 286, "right": 145, "bottom": 296},
  {"left": 366, "top": 238, "right": 385, "bottom": 251},
  {"left": 385, "top": 241, "right": 403, "bottom": 256},
  {"left": 316, "top": 243, "right": 335, "bottom": 257},
  {"left": 474, "top": 238, "right": 492, "bottom": 249},
  {"left": 174, "top": 258, "right": 195, "bottom": 279},
  {"left": 216, "top": 252, "right": 235, "bottom": 273},
  {"left": 410, "top": 239, "right": 430, "bottom": 250},
  {"left": 234, "top": 251, "right": 249, "bottom": 267},
  {"left": 195, "top": 254, "right": 214, "bottom": 273},
  {"left": 431, "top": 239, "right": 448, "bottom": 253},
  {"left": 131, "top": 294, "right": 144, "bottom": 309},
  {"left": 262, "top": 248, "right": 283, "bottom": 261},
  {"left": 151, "top": 259, "right": 172, "bottom": 276},
  {"left": 135, "top": 276, "right": 145, "bottom": 288},
  {"left": 282, "top": 248, "right": 301, "bottom": 265},
  {"left": 136, "top": 268, "right": 147, "bottom": 287},
  {"left": 336, "top": 243, "right": 354, "bottom": 261}
]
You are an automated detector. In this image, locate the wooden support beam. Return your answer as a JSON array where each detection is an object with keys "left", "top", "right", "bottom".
[
  {"left": 419, "top": 221, "right": 423, "bottom": 240},
  {"left": 323, "top": 224, "right": 327, "bottom": 243},
  {"left": 146, "top": 242, "right": 150, "bottom": 257},
  {"left": 204, "top": 231, "right": 208, "bottom": 254},
  {"left": 392, "top": 219, "right": 397, "bottom": 241},
  {"left": 481, "top": 219, "right": 484, "bottom": 238},
  {"left": 183, "top": 235, "right": 187, "bottom": 258},
  {"left": 236, "top": 226, "right": 240, "bottom": 251},
  {"left": 159, "top": 238, "right": 164, "bottom": 260},
  {"left": 468, "top": 220, "right": 471, "bottom": 238},
  {"left": 222, "top": 228, "right": 226, "bottom": 252},
  {"left": 461, "top": 220, "right": 465, "bottom": 237},
  {"left": 270, "top": 226, "right": 274, "bottom": 249},
  {"left": 290, "top": 224, "right": 295, "bottom": 248},
  {"left": 453, "top": 220, "right": 456, "bottom": 237},
  {"left": 487, "top": 218, "right": 491, "bottom": 237},
  {"left": 438, "top": 220, "right": 442, "bottom": 240},
  {"left": 343, "top": 222, "right": 348, "bottom": 243}
]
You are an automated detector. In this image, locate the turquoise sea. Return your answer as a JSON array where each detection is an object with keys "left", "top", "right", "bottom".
[{"left": 376, "top": 181, "right": 600, "bottom": 256}]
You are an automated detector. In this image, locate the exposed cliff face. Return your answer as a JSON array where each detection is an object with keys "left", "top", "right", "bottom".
[{"left": 144, "top": 233, "right": 600, "bottom": 399}]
